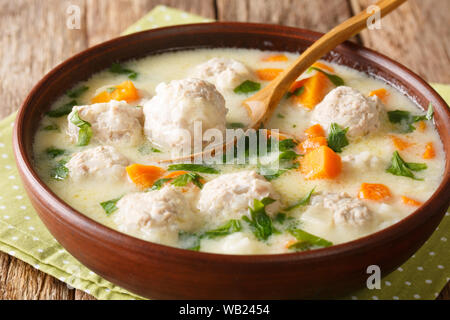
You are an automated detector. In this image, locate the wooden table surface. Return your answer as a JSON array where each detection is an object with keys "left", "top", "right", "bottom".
[{"left": 0, "top": 0, "right": 448, "bottom": 300}]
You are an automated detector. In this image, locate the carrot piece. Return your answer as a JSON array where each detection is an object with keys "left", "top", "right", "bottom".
[
  {"left": 285, "top": 239, "right": 297, "bottom": 249},
  {"left": 390, "top": 135, "right": 413, "bottom": 151},
  {"left": 358, "top": 183, "right": 391, "bottom": 201},
  {"left": 297, "top": 136, "right": 328, "bottom": 154},
  {"left": 417, "top": 121, "right": 427, "bottom": 132},
  {"left": 311, "top": 61, "right": 334, "bottom": 73},
  {"left": 110, "top": 80, "right": 140, "bottom": 102},
  {"left": 300, "top": 145, "right": 342, "bottom": 179},
  {"left": 423, "top": 142, "right": 435, "bottom": 159},
  {"left": 262, "top": 54, "right": 288, "bottom": 62},
  {"left": 256, "top": 68, "right": 284, "bottom": 81},
  {"left": 91, "top": 80, "right": 140, "bottom": 104},
  {"left": 294, "top": 72, "right": 331, "bottom": 110},
  {"left": 162, "top": 170, "right": 189, "bottom": 179},
  {"left": 304, "top": 124, "right": 325, "bottom": 138},
  {"left": 368, "top": 88, "right": 389, "bottom": 104},
  {"left": 126, "top": 164, "right": 165, "bottom": 189},
  {"left": 288, "top": 78, "right": 308, "bottom": 93},
  {"left": 91, "top": 91, "right": 111, "bottom": 104},
  {"left": 401, "top": 196, "right": 422, "bottom": 207}
]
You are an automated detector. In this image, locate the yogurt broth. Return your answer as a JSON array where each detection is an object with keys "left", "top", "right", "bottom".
[{"left": 32, "top": 48, "right": 444, "bottom": 254}]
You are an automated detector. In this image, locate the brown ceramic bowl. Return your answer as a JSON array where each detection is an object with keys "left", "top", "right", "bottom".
[{"left": 13, "top": 22, "right": 450, "bottom": 299}]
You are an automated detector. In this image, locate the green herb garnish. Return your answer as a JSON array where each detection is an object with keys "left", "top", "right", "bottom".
[
  {"left": 277, "top": 113, "right": 285, "bottom": 119},
  {"left": 387, "top": 104, "right": 434, "bottom": 133},
  {"left": 284, "top": 188, "right": 315, "bottom": 211},
  {"left": 178, "top": 231, "right": 201, "bottom": 251},
  {"left": 69, "top": 110, "right": 92, "bottom": 146},
  {"left": 46, "top": 100, "right": 77, "bottom": 118},
  {"left": 234, "top": 80, "right": 261, "bottom": 94},
  {"left": 137, "top": 142, "right": 161, "bottom": 155},
  {"left": 109, "top": 62, "right": 138, "bottom": 79},
  {"left": 242, "top": 198, "right": 276, "bottom": 241},
  {"left": 308, "top": 67, "right": 344, "bottom": 86},
  {"left": 285, "top": 86, "right": 304, "bottom": 99},
  {"left": 100, "top": 197, "right": 121, "bottom": 215},
  {"left": 171, "top": 172, "right": 204, "bottom": 189},
  {"left": 148, "top": 178, "right": 171, "bottom": 191},
  {"left": 66, "top": 85, "right": 89, "bottom": 98},
  {"left": 386, "top": 151, "right": 427, "bottom": 180},
  {"left": 327, "top": 123, "right": 349, "bottom": 153},
  {"left": 45, "top": 147, "right": 66, "bottom": 159},
  {"left": 42, "top": 124, "right": 59, "bottom": 131},
  {"left": 50, "top": 160, "right": 69, "bottom": 181},
  {"left": 227, "top": 122, "right": 246, "bottom": 129},
  {"left": 288, "top": 228, "right": 332, "bottom": 251},
  {"left": 106, "top": 87, "right": 117, "bottom": 93},
  {"left": 168, "top": 164, "right": 219, "bottom": 174},
  {"left": 204, "top": 220, "right": 242, "bottom": 239}
]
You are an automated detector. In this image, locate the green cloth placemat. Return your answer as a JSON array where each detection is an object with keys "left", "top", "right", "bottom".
[{"left": 0, "top": 5, "right": 448, "bottom": 300}]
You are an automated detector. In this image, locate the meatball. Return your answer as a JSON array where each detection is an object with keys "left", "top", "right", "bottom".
[
  {"left": 143, "top": 78, "right": 228, "bottom": 155},
  {"left": 310, "top": 192, "right": 373, "bottom": 227},
  {"left": 113, "top": 186, "right": 198, "bottom": 243},
  {"left": 66, "top": 146, "right": 129, "bottom": 182},
  {"left": 67, "top": 100, "right": 143, "bottom": 147},
  {"left": 192, "top": 57, "right": 253, "bottom": 92},
  {"left": 197, "top": 170, "right": 281, "bottom": 221},
  {"left": 311, "top": 86, "right": 383, "bottom": 138}
]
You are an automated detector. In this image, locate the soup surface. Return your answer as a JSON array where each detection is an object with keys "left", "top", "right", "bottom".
[{"left": 32, "top": 48, "right": 444, "bottom": 254}]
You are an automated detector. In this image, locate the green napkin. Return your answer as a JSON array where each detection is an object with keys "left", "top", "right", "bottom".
[{"left": 0, "top": 5, "right": 448, "bottom": 300}]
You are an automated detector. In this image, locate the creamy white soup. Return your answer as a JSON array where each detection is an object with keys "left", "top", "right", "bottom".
[{"left": 32, "top": 48, "right": 444, "bottom": 254}]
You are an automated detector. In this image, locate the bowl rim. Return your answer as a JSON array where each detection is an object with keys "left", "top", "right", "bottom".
[{"left": 13, "top": 22, "right": 450, "bottom": 264}]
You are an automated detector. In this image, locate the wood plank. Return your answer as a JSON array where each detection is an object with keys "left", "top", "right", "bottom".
[
  {"left": 0, "top": 0, "right": 88, "bottom": 119},
  {"left": 350, "top": 0, "right": 450, "bottom": 83},
  {"left": 216, "top": 0, "right": 353, "bottom": 33},
  {"left": 85, "top": 0, "right": 216, "bottom": 46}
]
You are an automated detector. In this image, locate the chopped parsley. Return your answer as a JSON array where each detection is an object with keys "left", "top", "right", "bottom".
[
  {"left": 137, "top": 142, "right": 161, "bottom": 155},
  {"left": 284, "top": 188, "right": 315, "bottom": 211},
  {"left": 327, "top": 123, "right": 349, "bottom": 153},
  {"left": 387, "top": 103, "right": 434, "bottom": 133},
  {"left": 100, "top": 197, "right": 122, "bottom": 215},
  {"left": 109, "top": 62, "right": 138, "bottom": 79},
  {"left": 287, "top": 228, "right": 332, "bottom": 251},
  {"left": 286, "top": 86, "right": 305, "bottom": 98},
  {"left": 171, "top": 172, "right": 204, "bottom": 189},
  {"left": 149, "top": 178, "right": 171, "bottom": 191},
  {"left": 227, "top": 122, "right": 246, "bottom": 129},
  {"left": 277, "top": 113, "right": 285, "bottom": 119},
  {"left": 242, "top": 198, "right": 276, "bottom": 241},
  {"left": 178, "top": 231, "right": 201, "bottom": 251},
  {"left": 69, "top": 110, "right": 92, "bottom": 146},
  {"left": 42, "top": 123, "right": 59, "bottom": 131},
  {"left": 45, "top": 147, "right": 66, "bottom": 159},
  {"left": 308, "top": 67, "right": 344, "bottom": 86},
  {"left": 233, "top": 80, "right": 261, "bottom": 94},
  {"left": 386, "top": 151, "right": 427, "bottom": 180},
  {"left": 168, "top": 163, "right": 219, "bottom": 174},
  {"left": 204, "top": 220, "right": 242, "bottom": 239},
  {"left": 66, "top": 85, "right": 88, "bottom": 98},
  {"left": 50, "top": 160, "right": 69, "bottom": 181},
  {"left": 46, "top": 100, "right": 77, "bottom": 118},
  {"left": 106, "top": 87, "right": 117, "bottom": 93}
]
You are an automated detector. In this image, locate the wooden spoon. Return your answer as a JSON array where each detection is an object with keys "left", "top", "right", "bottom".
[{"left": 160, "top": 0, "right": 406, "bottom": 164}]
